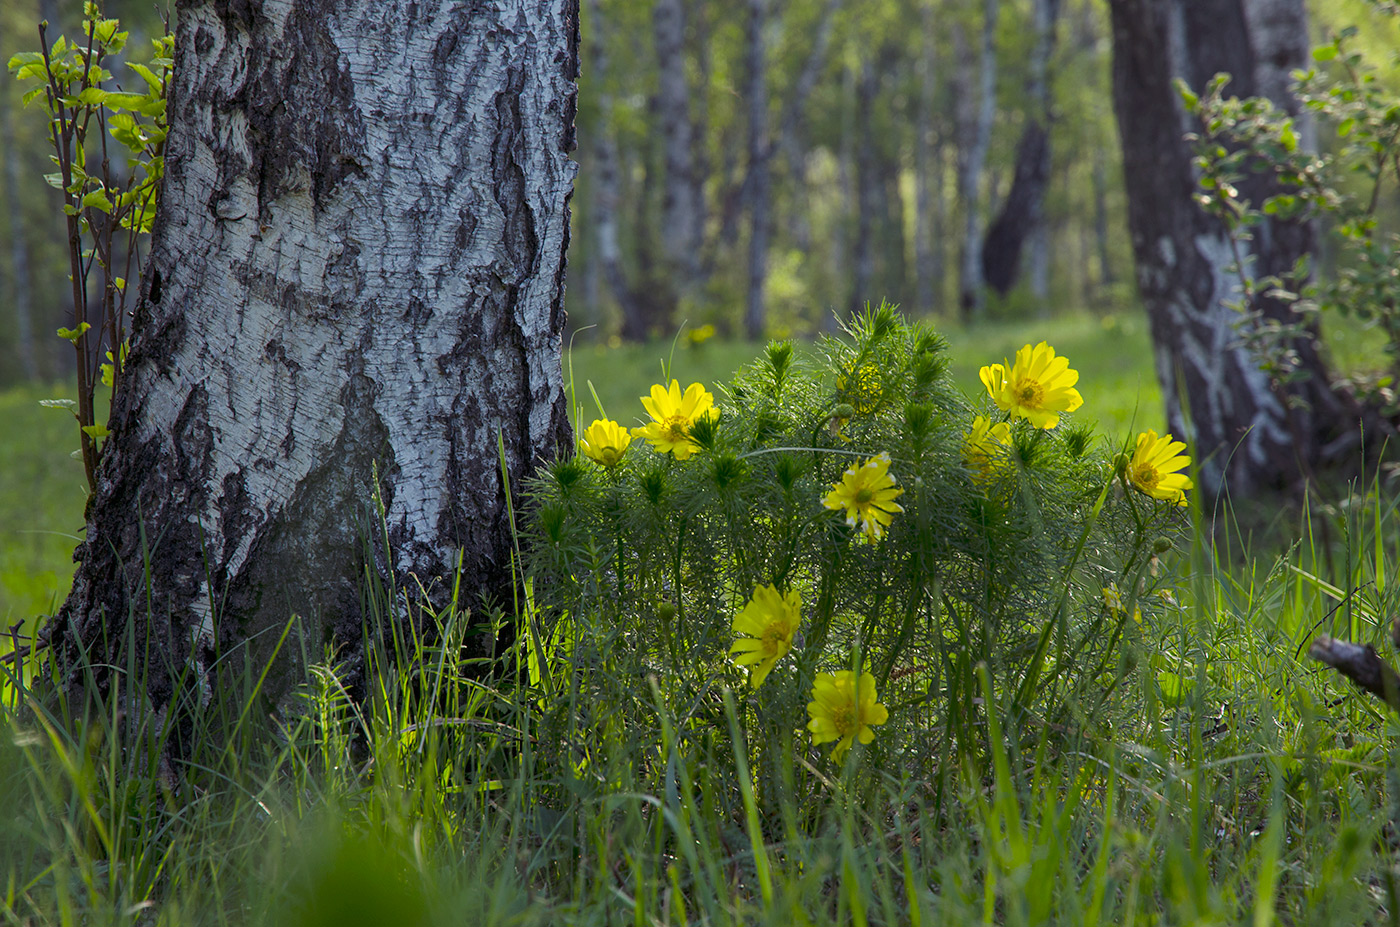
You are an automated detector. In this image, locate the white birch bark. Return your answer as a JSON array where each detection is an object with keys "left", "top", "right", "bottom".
[
  {"left": 957, "top": 0, "right": 998, "bottom": 321},
  {"left": 913, "top": 0, "right": 939, "bottom": 316},
  {"left": 654, "top": 0, "right": 703, "bottom": 293},
  {"left": 54, "top": 0, "right": 578, "bottom": 703},
  {"left": 743, "top": 0, "right": 771, "bottom": 340}
]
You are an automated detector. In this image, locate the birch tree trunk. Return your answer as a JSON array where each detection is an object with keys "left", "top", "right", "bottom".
[
  {"left": 777, "top": 0, "right": 841, "bottom": 255},
  {"left": 654, "top": 0, "right": 703, "bottom": 305},
  {"left": 982, "top": 0, "right": 1058, "bottom": 302},
  {"left": 586, "top": 0, "right": 643, "bottom": 339},
  {"left": 51, "top": 0, "right": 578, "bottom": 708},
  {"left": 849, "top": 59, "right": 877, "bottom": 319},
  {"left": 1107, "top": 0, "right": 1385, "bottom": 497},
  {"left": 957, "top": 0, "right": 998, "bottom": 321},
  {"left": 913, "top": 0, "right": 940, "bottom": 316},
  {"left": 743, "top": 0, "right": 771, "bottom": 340}
]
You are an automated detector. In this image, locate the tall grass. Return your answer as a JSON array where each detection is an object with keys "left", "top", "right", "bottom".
[{"left": 2, "top": 486, "right": 1396, "bottom": 925}]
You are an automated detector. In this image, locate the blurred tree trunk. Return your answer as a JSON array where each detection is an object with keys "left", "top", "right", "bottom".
[
  {"left": 743, "top": 0, "right": 771, "bottom": 340},
  {"left": 654, "top": 0, "right": 704, "bottom": 314},
  {"left": 778, "top": 0, "right": 841, "bottom": 255},
  {"left": 586, "top": 0, "right": 644, "bottom": 339},
  {"left": 982, "top": 0, "right": 1059, "bottom": 301},
  {"left": 849, "top": 59, "right": 877, "bottom": 318},
  {"left": 1091, "top": 146, "right": 1114, "bottom": 288},
  {"left": 2, "top": 91, "right": 38, "bottom": 381},
  {"left": 913, "top": 0, "right": 942, "bottom": 316},
  {"left": 956, "top": 0, "right": 999, "bottom": 321},
  {"left": 52, "top": 0, "right": 577, "bottom": 711},
  {"left": 1107, "top": 0, "right": 1388, "bottom": 497}
]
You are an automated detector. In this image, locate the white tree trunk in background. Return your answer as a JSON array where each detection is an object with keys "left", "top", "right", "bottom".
[
  {"left": 957, "top": 0, "right": 999, "bottom": 321},
  {"left": 654, "top": 0, "right": 703, "bottom": 295},
  {"left": 53, "top": 0, "right": 578, "bottom": 705},
  {"left": 586, "top": 0, "right": 642, "bottom": 338},
  {"left": 743, "top": 0, "right": 771, "bottom": 340},
  {"left": 913, "top": 0, "right": 940, "bottom": 316}
]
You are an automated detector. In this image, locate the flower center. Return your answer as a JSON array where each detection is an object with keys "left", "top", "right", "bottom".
[
  {"left": 665, "top": 416, "right": 689, "bottom": 441},
  {"left": 1017, "top": 380, "right": 1044, "bottom": 407},
  {"left": 831, "top": 704, "right": 856, "bottom": 736},
  {"left": 761, "top": 625, "right": 787, "bottom": 650},
  {"left": 855, "top": 488, "right": 875, "bottom": 505},
  {"left": 1134, "top": 465, "right": 1159, "bottom": 490}
]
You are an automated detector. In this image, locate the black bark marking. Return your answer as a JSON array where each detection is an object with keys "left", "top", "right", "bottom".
[
  {"left": 243, "top": 0, "right": 368, "bottom": 216},
  {"left": 493, "top": 65, "right": 539, "bottom": 277}
]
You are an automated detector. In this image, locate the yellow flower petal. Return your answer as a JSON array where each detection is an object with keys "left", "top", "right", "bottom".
[
  {"left": 805, "top": 670, "right": 888, "bottom": 762},
  {"left": 728, "top": 584, "right": 801, "bottom": 689},
  {"left": 1128, "top": 430, "right": 1193, "bottom": 505},
  {"left": 639, "top": 379, "right": 717, "bottom": 459},
  {"left": 982, "top": 342, "right": 1083, "bottom": 429}
]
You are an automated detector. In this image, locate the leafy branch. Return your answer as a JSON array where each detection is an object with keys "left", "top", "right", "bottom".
[{"left": 7, "top": 2, "right": 171, "bottom": 492}]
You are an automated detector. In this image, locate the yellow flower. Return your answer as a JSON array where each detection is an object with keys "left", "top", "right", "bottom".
[
  {"left": 1127, "top": 430, "right": 1193, "bottom": 506},
  {"left": 728, "top": 584, "right": 801, "bottom": 689},
  {"left": 639, "top": 380, "right": 717, "bottom": 460},
  {"left": 578, "top": 419, "right": 632, "bottom": 467},
  {"left": 685, "top": 323, "right": 717, "bottom": 347},
  {"left": 979, "top": 342, "right": 1084, "bottom": 429},
  {"left": 821, "top": 452, "right": 905, "bottom": 542},
  {"left": 806, "top": 670, "right": 889, "bottom": 762},
  {"left": 1102, "top": 582, "right": 1124, "bottom": 614},
  {"left": 962, "top": 415, "right": 1013, "bottom": 485},
  {"left": 837, "top": 364, "right": 883, "bottom": 414}
]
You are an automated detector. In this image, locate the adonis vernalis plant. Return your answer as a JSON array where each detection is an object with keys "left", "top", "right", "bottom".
[{"left": 526, "top": 303, "right": 1189, "bottom": 812}]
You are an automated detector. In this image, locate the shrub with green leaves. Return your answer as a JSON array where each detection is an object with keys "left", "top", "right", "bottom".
[
  {"left": 7, "top": 3, "right": 172, "bottom": 491},
  {"left": 524, "top": 304, "right": 1192, "bottom": 809},
  {"left": 1182, "top": 0, "right": 1400, "bottom": 404}
]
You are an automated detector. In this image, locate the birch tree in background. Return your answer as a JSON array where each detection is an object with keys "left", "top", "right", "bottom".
[
  {"left": 956, "top": 0, "right": 998, "bottom": 321},
  {"left": 981, "top": 0, "right": 1061, "bottom": 302},
  {"left": 1108, "top": 0, "right": 1385, "bottom": 497},
  {"left": 743, "top": 0, "right": 772, "bottom": 340},
  {"left": 50, "top": 0, "right": 578, "bottom": 709},
  {"left": 654, "top": 0, "right": 705, "bottom": 309}
]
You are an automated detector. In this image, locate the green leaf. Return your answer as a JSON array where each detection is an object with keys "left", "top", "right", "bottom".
[
  {"left": 1313, "top": 44, "right": 1338, "bottom": 62},
  {"left": 101, "top": 91, "right": 150, "bottom": 111},
  {"left": 81, "top": 423, "right": 110, "bottom": 440},
  {"left": 1280, "top": 122, "right": 1297, "bottom": 151},
  {"left": 38, "top": 398, "right": 78, "bottom": 411},
  {"left": 126, "top": 62, "right": 164, "bottom": 92},
  {"left": 81, "top": 188, "right": 113, "bottom": 213},
  {"left": 1156, "top": 670, "right": 1193, "bottom": 707},
  {"left": 57, "top": 322, "right": 92, "bottom": 343},
  {"left": 77, "top": 86, "right": 109, "bottom": 105}
]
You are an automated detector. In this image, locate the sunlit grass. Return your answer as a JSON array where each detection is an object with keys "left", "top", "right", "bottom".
[{"left": 567, "top": 311, "right": 1164, "bottom": 444}]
